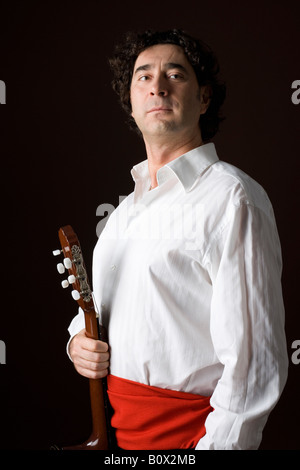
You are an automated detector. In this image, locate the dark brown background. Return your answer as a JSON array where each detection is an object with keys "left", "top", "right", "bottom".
[{"left": 0, "top": 0, "right": 299, "bottom": 451}]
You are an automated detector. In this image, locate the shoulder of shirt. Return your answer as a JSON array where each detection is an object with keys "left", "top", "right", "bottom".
[{"left": 207, "top": 160, "right": 273, "bottom": 213}]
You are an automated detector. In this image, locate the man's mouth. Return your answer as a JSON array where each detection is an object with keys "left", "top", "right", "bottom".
[{"left": 147, "top": 107, "right": 172, "bottom": 113}]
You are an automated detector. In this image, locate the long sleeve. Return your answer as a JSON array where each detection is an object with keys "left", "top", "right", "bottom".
[
  {"left": 66, "top": 307, "right": 85, "bottom": 360},
  {"left": 196, "top": 201, "right": 288, "bottom": 450}
]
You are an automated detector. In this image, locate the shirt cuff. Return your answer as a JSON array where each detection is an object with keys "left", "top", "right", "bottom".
[{"left": 66, "top": 307, "right": 85, "bottom": 361}]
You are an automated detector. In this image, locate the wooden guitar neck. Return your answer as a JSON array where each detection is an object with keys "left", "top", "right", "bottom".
[{"left": 52, "top": 225, "right": 115, "bottom": 450}]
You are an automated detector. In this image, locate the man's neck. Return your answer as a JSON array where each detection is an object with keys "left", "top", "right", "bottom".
[{"left": 144, "top": 133, "right": 203, "bottom": 189}]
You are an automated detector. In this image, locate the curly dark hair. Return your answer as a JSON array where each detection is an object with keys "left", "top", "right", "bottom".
[{"left": 109, "top": 29, "right": 226, "bottom": 142}]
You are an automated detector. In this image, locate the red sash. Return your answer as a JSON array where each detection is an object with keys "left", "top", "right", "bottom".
[{"left": 107, "top": 374, "right": 213, "bottom": 450}]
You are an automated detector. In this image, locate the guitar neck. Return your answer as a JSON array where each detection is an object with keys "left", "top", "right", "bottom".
[
  {"left": 54, "top": 225, "right": 115, "bottom": 450},
  {"left": 85, "top": 307, "right": 116, "bottom": 450}
]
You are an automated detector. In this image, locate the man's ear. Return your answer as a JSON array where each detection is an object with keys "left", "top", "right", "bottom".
[
  {"left": 199, "top": 85, "right": 212, "bottom": 115},
  {"left": 130, "top": 102, "right": 135, "bottom": 120}
]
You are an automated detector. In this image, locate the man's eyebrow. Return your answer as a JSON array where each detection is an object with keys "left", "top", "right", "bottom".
[
  {"left": 165, "top": 62, "right": 188, "bottom": 73},
  {"left": 134, "top": 62, "right": 188, "bottom": 75},
  {"left": 134, "top": 64, "right": 153, "bottom": 75}
]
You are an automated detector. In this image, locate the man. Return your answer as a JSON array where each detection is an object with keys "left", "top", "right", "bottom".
[{"left": 67, "top": 29, "right": 288, "bottom": 450}]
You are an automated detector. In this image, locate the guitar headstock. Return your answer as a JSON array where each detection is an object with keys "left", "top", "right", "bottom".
[{"left": 53, "top": 225, "right": 94, "bottom": 313}]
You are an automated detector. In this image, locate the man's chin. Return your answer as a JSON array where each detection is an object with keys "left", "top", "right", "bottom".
[{"left": 145, "top": 119, "right": 177, "bottom": 136}]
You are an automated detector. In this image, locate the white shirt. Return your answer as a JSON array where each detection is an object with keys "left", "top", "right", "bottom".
[{"left": 68, "top": 143, "right": 288, "bottom": 450}]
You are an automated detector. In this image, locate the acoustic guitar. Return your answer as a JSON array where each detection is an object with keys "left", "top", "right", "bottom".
[{"left": 52, "top": 225, "right": 115, "bottom": 450}]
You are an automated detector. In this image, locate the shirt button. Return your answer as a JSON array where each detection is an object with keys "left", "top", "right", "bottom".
[{"left": 111, "top": 265, "right": 116, "bottom": 270}]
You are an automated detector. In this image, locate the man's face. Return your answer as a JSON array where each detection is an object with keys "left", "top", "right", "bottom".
[{"left": 130, "top": 44, "right": 209, "bottom": 141}]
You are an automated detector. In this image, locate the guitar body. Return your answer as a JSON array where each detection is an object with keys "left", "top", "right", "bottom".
[{"left": 53, "top": 225, "right": 115, "bottom": 450}]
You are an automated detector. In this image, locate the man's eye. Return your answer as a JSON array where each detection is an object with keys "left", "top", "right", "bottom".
[
  {"left": 139, "top": 75, "right": 149, "bottom": 81},
  {"left": 169, "top": 73, "right": 182, "bottom": 79}
]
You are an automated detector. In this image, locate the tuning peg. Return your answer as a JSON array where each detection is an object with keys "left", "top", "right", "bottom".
[
  {"left": 61, "top": 279, "right": 69, "bottom": 288},
  {"left": 52, "top": 249, "right": 61, "bottom": 256},
  {"left": 68, "top": 275, "right": 76, "bottom": 284},
  {"left": 57, "top": 263, "right": 65, "bottom": 274},
  {"left": 71, "top": 290, "right": 81, "bottom": 301},
  {"left": 63, "top": 258, "right": 72, "bottom": 269}
]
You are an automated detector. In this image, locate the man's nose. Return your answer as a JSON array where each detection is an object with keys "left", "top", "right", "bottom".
[{"left": 150, "top": 76, "right": 169, "bottom": 96}]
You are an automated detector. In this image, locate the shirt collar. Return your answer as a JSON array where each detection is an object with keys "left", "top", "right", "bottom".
[{"left": 131, "top": 142, "right": 219, "bottom": 193}]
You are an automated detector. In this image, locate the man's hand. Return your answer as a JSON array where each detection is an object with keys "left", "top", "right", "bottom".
[{"left": 69, "top": 328, "right": 110, "bottom": 379}]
